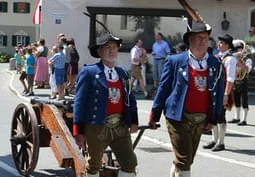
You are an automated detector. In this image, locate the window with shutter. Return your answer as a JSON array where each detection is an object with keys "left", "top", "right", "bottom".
[
  {"left": 12, "top": 35, "right": 17, "bottom": 46},
  {"left": 0, "top": 1, "right": 8, "bottom": 13},
  {"left": 25, "top": 36, "right": 30, "bottom": 46},
  {"left": 0, "top": 35, "right": 7, "bottom": 47},
  {"left": 12, "top": 35, "right": 27, "bottom": 46},
  {"left": 13, "top": 2, "right": 30, "bottom": 13},
  {"left": 251, "top": 10, "right": 255, "bottom": 27},
  {"left": 3, "top": 35, "right": 7, "bottom": 46},
  {"left": 0, "top": 36, "right": 4, "bottom": 47}
]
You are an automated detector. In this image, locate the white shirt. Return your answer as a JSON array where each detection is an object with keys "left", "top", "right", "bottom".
[
  {"left": 130, "top": 45, "right": 143, "bottom": 65},
  {"left": 37, "top": 46, "right": 44, "bottom": 53},
  {"left": 188, "top": 50, "right": 208, "bottom": 70},
  {"left": 246, "top": 58, "right": 253, "bottom": 73},
  {"left": 218, "top": 49, "right": 236, "bottom": 83},
  {"left": 104, "top": 65, "right": 118, "bottom": 81}
]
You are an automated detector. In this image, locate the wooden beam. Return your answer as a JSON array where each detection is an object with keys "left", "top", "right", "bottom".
[{"left": 40, "top": 104, "right": 86, "bottom": 177}]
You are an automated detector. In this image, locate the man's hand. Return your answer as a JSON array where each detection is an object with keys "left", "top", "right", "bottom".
[
  {"left": 74, "top": 134, "right": 86, "bottom": 150},
  {"left": 148, "top": 118, "right": 158, "bottom": 129},
  {"left": 130, "top": 124, "right": 138, "bottom": 133},
  {"left": 204, "top": 123, "right": 215, "bottom": 132},
  {"left": 223, "top": 95, "right": 228, "bottom": 106}
]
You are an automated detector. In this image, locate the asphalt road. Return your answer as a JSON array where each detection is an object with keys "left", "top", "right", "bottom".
[{"left": 0, "top": 63, "right": 255, "bottom": 177}]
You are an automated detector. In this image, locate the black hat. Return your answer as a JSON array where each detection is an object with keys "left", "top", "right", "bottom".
[
  {"left": 183, "top": 21, "right": 212, "bottom": 45},
  {"left": 89, "top": 32, "right": 122, "bottom": 58},
  {"left": 218, "top": 34, "right": 234, "bottom": 49}
]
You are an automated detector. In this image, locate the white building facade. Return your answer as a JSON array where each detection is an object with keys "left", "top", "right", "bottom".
[
  {"left": 40, "top": 0, "right": 255, "bottom": 69},
  {"left": 0, "top": 0, "right": 38, "bottom": 55}
]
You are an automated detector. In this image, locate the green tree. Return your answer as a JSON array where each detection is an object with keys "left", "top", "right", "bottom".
[{"left": 130, "top": 16, "right": 161, "bottom": 49}]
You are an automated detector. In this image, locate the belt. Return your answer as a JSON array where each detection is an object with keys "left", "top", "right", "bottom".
[
  {"left": 183, "top": 110, "right": 207, "bottom": 124},
  {"left": 105, "top": 113, "right": 123, "bottom": 128}
]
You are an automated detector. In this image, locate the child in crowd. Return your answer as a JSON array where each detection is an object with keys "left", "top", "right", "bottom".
[
  {"left": 19, "top": 49, "right": 28, "bottom": 95},
  {"left": 14, "top": 47, "right": 22, "bottom": 73},
  {"left": 49, "top": 45, "right": 58, "bottom": 99},
  {"left": 25, "top": 47, "right": 36, "bottom": 96},
  {"left": 48, "top": 44, "right": 66, "bottom": 100}
]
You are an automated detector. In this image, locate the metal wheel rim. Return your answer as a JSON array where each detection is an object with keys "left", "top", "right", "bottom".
[{"left": 10, "top": 103, "right": 40, "bottom": 176}]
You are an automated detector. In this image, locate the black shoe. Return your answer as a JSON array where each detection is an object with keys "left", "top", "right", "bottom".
[
  {"left": 65, "top": 88, "right": 69, "bottom": 96},
  {"left": 203, "top": 141, "right": 216, "bottom": 149},
  {"left": 203, "top": 130, "right": 212, "bottom": 135},
  {"left": 238, "top": 121, "right": 247, "bottom": 126},
  {"left": 227, "top": 119, "right": 240, "bottom": 123},
  {"left": 26, "top": 92, "right": 34, "bottom": 96},
  {"left": 212, "top": 144, "right": 225, "bottom": 152},
  {"left": 22, "top": 90, "right": 29, "bottom": 96}
]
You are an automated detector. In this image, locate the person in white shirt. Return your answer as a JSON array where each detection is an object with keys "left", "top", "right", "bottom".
[
  {"left": 130, "top": 39, "right": 149, "bottom": 98},
  {"left": 203, "top": 34, "right": 236, "bottom": 151},
  {"left": 229, "top": 39, "right": 253, "bottom": 126}
]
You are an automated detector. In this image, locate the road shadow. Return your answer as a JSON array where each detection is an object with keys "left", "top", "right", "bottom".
[
  {"left": 138, "top": 147, "right": 171, "bottom": 153},
  {"left": 225, "top": 132, "right": 254, "bottom": 138},
  {"left": 247, "top": 95, "right": 255, "bottom": 105},
  {"left": 0, "top": 154, "right": 16, "bottom": 169},
  {"left": 225, "top": 149, "right": 255, "bottom": 156},
  {"left": 33, "top": 168, "right": 75, "bottom": 177},
  {"left": 0, "top": 154, "right": 76, "bottom": 177}
]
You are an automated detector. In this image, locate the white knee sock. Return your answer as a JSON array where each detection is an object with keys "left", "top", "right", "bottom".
[
  {"left": 218, "top": 123, "right": 226, "bottom": 145},
  {"left": 242, "top": 108, "right": 248, "bottom": 122},
  {"left": 235, "top": 107, "right": 241, "bottom": 120},
  {"left": 86, "top": 172, "right": 99, "bottom": 177},
  {"left": 212, "top": 125, "right": 218, "bottom": 143},
  {"left": 170, "top": 163, "right": 176, "bottom": 177},
  {"left": 175, "top": 170, "right": 191, "bottom": 177},
  {"left": 118, "top": 170, "right": 136, "bottom": 177}
]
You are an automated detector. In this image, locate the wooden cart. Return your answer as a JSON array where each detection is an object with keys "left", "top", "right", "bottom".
[
  {"left": 10, "top": 97, "right": 157, "bottom": 177},
  {"left": 10, "top": 98, "right": 85, "bottom": 177}
]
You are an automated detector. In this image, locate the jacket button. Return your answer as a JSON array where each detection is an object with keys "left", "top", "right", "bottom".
[
  {"left": 172, "top": 111, "right": 176, "bottom": 115},
  {"left": 177, "top": 82, "right": 181, "bottom": 86},
  {"left": 174, "top": 92, "right": 178, "bottom": 96},
  {"left": 96, "top": 90, "right": 99, "bottom": 94},
  {"left": 94, "top": 106, "right": 98, "bottom": 110},
  {"left": 213, "top": 92, "right": 216, "bottom": 96},
  {"left": 213, "top": 102, "right": 216, "bottom": 106},
  {"left": 94, "top": 98, "right": 98, "bottom": 102},
  {"left": 173, "top": 101, "right": 177, "bottom": 106},
  {"left": 93, "top": 115, "right": 96, "bottom": 119}
]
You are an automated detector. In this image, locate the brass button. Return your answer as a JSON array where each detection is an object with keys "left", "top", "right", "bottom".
[
  {"left": 93, "top": 115, "right": 97, "bottom": 119},
  {"left": 94, "top": 106, "right": 98, "bottom": 111},
  {"left": 213, "top": 92, "right": 216, "bottom": 96},
  {"left": 94, "top": 98, "right": 98, "bottom": 102}
]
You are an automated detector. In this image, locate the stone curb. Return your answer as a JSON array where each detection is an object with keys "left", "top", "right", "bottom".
[{"left": 6, "top": 69, "right": 30, "bottom": 102}]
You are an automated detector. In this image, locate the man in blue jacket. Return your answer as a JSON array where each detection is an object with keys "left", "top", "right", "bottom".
[
  {"left": 149, "top": 21, "right": 224, "bottom": 177},
  {"left": 73, "top": 32, "right": 138, "bottom": 177}
]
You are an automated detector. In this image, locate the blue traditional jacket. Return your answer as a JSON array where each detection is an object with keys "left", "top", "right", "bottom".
[
  {"left": 152, "top": 51, "right": 224, "bottom": 124},
  {"left": 73, "top": 61, "right": 138, "bottom": 134}
]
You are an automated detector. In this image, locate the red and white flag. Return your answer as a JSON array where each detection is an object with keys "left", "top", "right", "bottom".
[{"left": 32, "top": 0, "right": 42, "bottom": 24}]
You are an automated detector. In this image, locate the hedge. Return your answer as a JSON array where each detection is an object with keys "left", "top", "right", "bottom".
[{"left": 0, "top": 52, "right": 12, "bottom": 63}]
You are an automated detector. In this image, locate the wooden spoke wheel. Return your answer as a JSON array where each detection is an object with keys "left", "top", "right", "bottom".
[{"left": 10, "top": 103, "right": 40, "bottom": 176}]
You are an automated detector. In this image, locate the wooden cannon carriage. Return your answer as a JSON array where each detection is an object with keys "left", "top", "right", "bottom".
[
  {"left": 10, "top": 97, "right": 157, "bottom": 177},
  {"left": 10, "top": 98, "right": 86, "bottom": 177}
]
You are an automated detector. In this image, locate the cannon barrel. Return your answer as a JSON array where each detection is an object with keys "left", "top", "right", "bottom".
[{"left": 31, "top": 97, "right": 74, "bottom": 112}]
